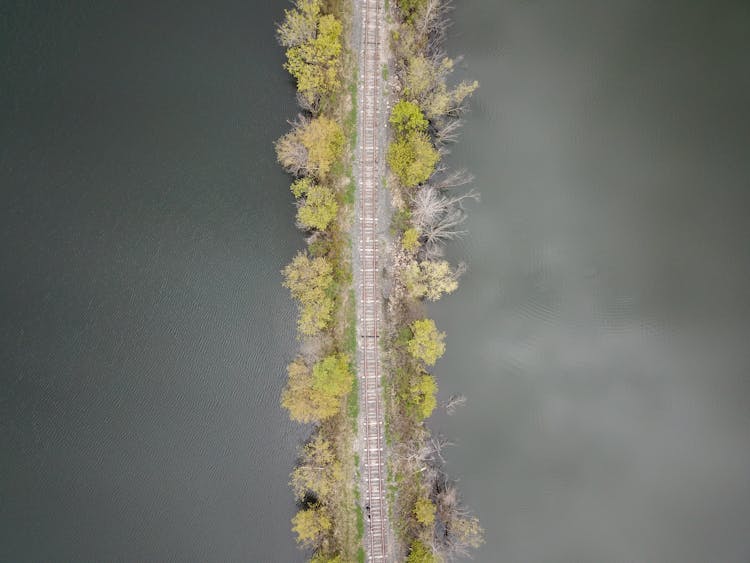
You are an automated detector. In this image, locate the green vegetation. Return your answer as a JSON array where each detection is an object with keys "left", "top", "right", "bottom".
[
  {"left": 407, "top": 319, "right": 445, "bottom": 366},
  {"left": 381, "top": 1, "right": 484, "bottom": 561},
  {"left": 389, "top": 100, "right": 428, "bottom": 135},
  {"left": 413, "top": 497, "right": 436, "bottom": 526},
  {"left": 277, "top": 1, "right": 361, "bottom": 561},
  {"left": 282, "top": 252, "right": 335, "bottom": 336},
  {"left": 279, "top": 0, "right": 344, "bottom": 106},
  {"left": 402, "top": 259, "right": 459, "bottom": 301},
  {"left": 406, "top": 540, "right": 437, "bottom": 563},
  {"left": 302, "top": 116, "right": 345, "bottom": 177},
  {"left": 292, "top": 180, "right": 339, "bottom": 231},
  {"left": 277, "top": 0, "right": 483, "bottom": 559},
  {"left": 402, "top": 227, "right": 421, "bottom": 253}
]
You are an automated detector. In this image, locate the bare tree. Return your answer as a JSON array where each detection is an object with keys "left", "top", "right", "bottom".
[
  {"left": 442, "top": 394, "right": 467, "bottom": 415},
  {"left": 434, "top": 168, "right": 474, "bottom": 190},
  {"left": 275, "top": 114, "right": 310, "bottom": 177},
  {"left": 411, "top": 186, "right": 479, "bottom": 258},
  {"left": 434, "top": 118, "right": 464, "bottom": 145}
]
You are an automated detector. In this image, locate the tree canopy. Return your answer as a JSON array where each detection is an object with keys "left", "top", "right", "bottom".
[
  {"left": 406, "top": 540, "right": 437, "bottom": 563},
  {"left": 301, "top": 116, "right": 344, "bottom": 178},
  {"left": 407, "top": 318, "right": 446, "bottom": 366},
  {"left": 402, "top": 227, "right": 421, "bottom": 253},
  {"left": 390, "top": 100, "right": 429, "bottom": 135},
  {"left": 410, "top": 373, "right": 437, "bottom": 420},
  {"left": 297, "top": 183, "right": 338, "bottom": 231},
  {"left": 282, "top": 252, "right": 335, "bottom": 335},
  {"left": 388, "top": 130, "right": 439, "bottom": 187},
  {"left": 279, "top": 0, "right": 343, "bottom": 105},
  {"left": 291, "top": 507, "right": 331, "bottom": 547},
  {"left": 413, "top": 497, "right": 436, "bottom": 526},
  {"left": 282, "top": 354, "right": 353, "bottom": 422},
  {"left": 403, "top": 259, "right": 459, "bottom": 301},
  {"left": 290, "top": 434, "right": 343, "bottom": 503}
]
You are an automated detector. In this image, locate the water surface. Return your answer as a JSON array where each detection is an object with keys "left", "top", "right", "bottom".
[
  {"left": 432, "top": 1, "right": 750, "bottom": 561},
  {"left": 1, "top": 1, "right": 305, "bottom": 561}
]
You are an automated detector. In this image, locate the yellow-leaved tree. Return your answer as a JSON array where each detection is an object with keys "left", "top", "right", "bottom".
[
  {"left": 407, "top": 318, "right": 445, "bottom": 366},
  {"left": 291, "top": 506, "right": 331, "bottom": 547},
  {"left": 282, "top": 252, "right": 334, "bottom": 335}
]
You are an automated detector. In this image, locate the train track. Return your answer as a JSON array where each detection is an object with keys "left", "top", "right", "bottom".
[{"left": 356, "top": 0, "right": 389, "bottom": 560}]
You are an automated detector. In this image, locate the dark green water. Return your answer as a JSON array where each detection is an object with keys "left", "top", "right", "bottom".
[
  {"left": 433, "top": 1, "right": 750, "bottom": 562},
  {"left": 1, "top": 1, "right": 305, "bottom": 561}
]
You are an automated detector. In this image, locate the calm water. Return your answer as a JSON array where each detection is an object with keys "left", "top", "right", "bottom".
[
  {"left": 3, "top": 1, "right": 750, "bottom": 562},
  {"left": 1, "top": 1, "right": 306, "bottom": 561},
  {"left": 433, "top": 1, "right": 750, "bottom": 562}
]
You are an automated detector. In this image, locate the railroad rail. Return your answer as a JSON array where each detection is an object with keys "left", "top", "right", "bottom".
[{"left": 355, "top": 0, "right": 389, "bottom": 560}]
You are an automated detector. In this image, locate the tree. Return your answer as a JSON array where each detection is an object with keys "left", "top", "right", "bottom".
[
  {"left": 311, "top": 555, "right": 342, "bottom": 563},
  {"left": 409, "top": 373, "right": 437, "bottom": 420},
  {"left": 281, "top": 355, "right": 353, "bottom": 422},
  {"left": 284, "top": 12, "right": 343, "bottom": 105},
  {"left": 290, "top": 434, "right": 343, "bottom": 503},
  {"left": 297, "top": 183, "right": 338, "bottom": 231},
  {"left": 301, "top": 116, "right": 344, "bottom": 178},
  {"left": 403, "top": 260, "right": 460, "bottom": 301},
  {"left": 387, "top": 98, "right": 438, "bottom": 187},
  {"left": 277, "top": 0, "right": 321, "bottom": 48},
  {"left": 312, "top": 353, "right": 353, "bottom": 405},
  {"left": 282, "top": 252, "right": 334, "bottom": 335},
  {"left": 447, "top": 515, "right": 484, "bottom": 555},
  {"left": 403, "top": 55, "right": 478, "bottom": 120},
  {"left": 290, "top": 177, "right": 315, "bottom": 198},
  {"left": 414, "top": 497, "right": 436, "bottom": 526},
  {"left": 291, "top": 507, "right": 331, "bottom": 547},
  {"left": 282, "top": 358, "right": 319, "bottom": 423},
  {"left": 402, "top": 227, "right": 421, "bottom": 253},
  {"left": 406, "top": 540, "right": 437, "bottom": 563},
  {"left": 390, "top": 100, "right": 428, "bottom": 135},
  {"left": 407, "top": 319, "right": 445, "bottom": 366},
  {"left": 388, "top": 130, "right": 439, "bottom": 187},
  {"left": 276, "top": 119, "right": 309, "bottom": 177}
]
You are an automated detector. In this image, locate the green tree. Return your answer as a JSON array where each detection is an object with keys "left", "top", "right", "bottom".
[
  {"left": 313, "top": 353, "right": 353, "bottom": 405},
  {"left": 414, "top": 497, "right": 436, "bottom": 526},
  {"left": 403, "top": 55, "right": 478, "bottom": 120},
  {"left": 406, "top": 540, "right": 437, "bottom": 563},
  {"left": 390, "top": 100, "right": 428, "bottom": 135},
  {"left": 282, "top": 252, "right": 335, "bottom": 335},
  {"left": 388, "top": 130, "right": 439, "bottom": 187},
  {"left": 284, "top": 13, "right": 343, "bottom": 104},
  {"left": 410, "top": 373, "right": 437, "bottom": 420},
  {"left": 290, "top": 177, "right": 314, "bottom": 198},
  {"left": 403, "top": 260, "right": 459, "bottom": 301},
  {"left": 281, "top": 355, "right": 353, "bottom": 422},
  {"left": 407, "top": 318, "right": 445, "bottom": 366},
  {"left": 277, "top": 0, "right": 321, "bottom": 48},
  {"left": 290, "top": 434, "right": 343, "bottom": 503},
  {"left": 297, "top": 183, "right": 338, "bottom": 231},
  {"left": 281, "top": 358, "right": 319, "bottom": 423},
  {"left": 311, "top": 555, "right": 342, "bottom": 563},
  {"left": 402, "top": 227, "right": 421, "bottom": 253},
  {"left": 301, "top": 116, "right": 344, "bottom": 177},
  {"left": 291, "top": 507, "right": 331, "bottom": 547},
  {"left": 397, "top": 0, "right": 428, "bottom": 22}
]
